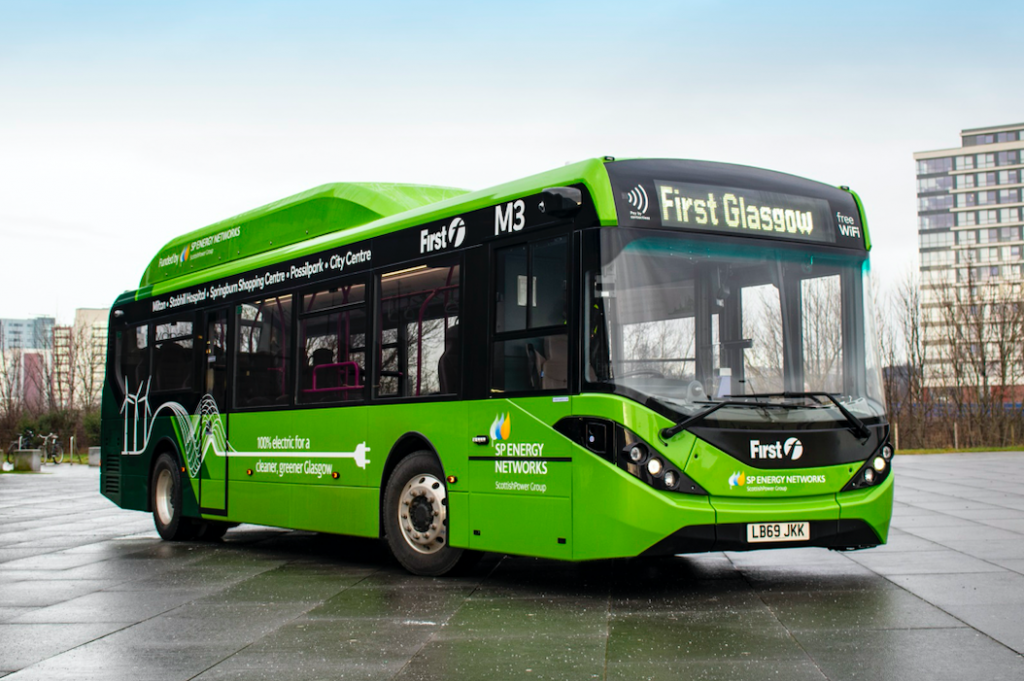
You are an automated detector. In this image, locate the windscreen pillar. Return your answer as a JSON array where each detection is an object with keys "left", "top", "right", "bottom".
[
  {"left": 694, "top": 265, "right": 715, "bottom": 389},
  {"left": 781, "top": 273, "right": 804, "bottom": 392}
]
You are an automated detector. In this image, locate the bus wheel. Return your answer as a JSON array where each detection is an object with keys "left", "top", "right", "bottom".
[
  {"left": 384, "top": 451, "right": 464, "bottom": 576},
  {"left": 151, "top": 453, "right": 197, "bottom": 541}
]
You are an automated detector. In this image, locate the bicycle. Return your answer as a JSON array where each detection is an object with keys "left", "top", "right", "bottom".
[
  {"left": 39, "top": 433, "right": 64, "bottom": 465},
  {"left": 5, "top": 430, "right": 35, "bottom": 465}
]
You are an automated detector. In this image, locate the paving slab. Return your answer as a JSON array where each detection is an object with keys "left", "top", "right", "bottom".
[{"left": 1, "top": 454, "right": 1024, "bottom": 679}]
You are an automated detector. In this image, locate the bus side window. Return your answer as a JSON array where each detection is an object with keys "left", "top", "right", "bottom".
[
  {"left": 377, "top": 263, "right": 460, "bottom": 398},
  {"left": 235, "top": 296, "right": 293, "bottom": 408},
  {"left": 298, "top": 282, "right": 367, "bottom": 404},
  {"left": 492, "top": 237, "right": 568, "bottom": 392},
  {"left": 118, "top": 323, "right": 150, "bottom": 394},
  {"left": 152, "top": 317, "right": 193, "bottom": 393}
]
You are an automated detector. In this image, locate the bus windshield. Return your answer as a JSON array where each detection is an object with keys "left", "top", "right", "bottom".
[{"left": 585, "top": 228, "right": 885, "bottom": 427}]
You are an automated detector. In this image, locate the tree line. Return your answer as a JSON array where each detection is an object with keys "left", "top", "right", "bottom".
[
  {"left": 878, "top": 271, "right": 1024, "bottom": 450},
  {"left": 0, "top": 324, "right": 104, "bottom": 456}
]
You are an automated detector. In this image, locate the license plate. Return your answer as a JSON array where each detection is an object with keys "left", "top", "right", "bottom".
[{"left": 746, "top": 521, "right": 810, "bottom": 543}]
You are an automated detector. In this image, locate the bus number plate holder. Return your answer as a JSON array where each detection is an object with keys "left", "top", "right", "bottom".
[{"left": 746, "top": 522, "right": 810, "bottom": 543}]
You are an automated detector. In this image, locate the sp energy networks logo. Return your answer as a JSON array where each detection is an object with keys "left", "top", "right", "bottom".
[
  {"left": 623, "top": 184, "right": 651, "bottom": 221},
  {"left": 420, "top": 217, "right": 466, "bottom": 254},
  {"left": 488, "top": 411, "right": 548, "bottom": 475},
  {"left": 158, "top": 244, "right": 190, "bottom": 268},
  {"left": 728, "top": 471, "right": 746, "bottom": 487},
  {"left": 490, "top": 412, "right": 512, "bottom": 441},
  {"left": 158, "top": 225, "right": 241, "bottom": 268},
  {"left": 749, "top": 437, "right": 803, "bottom": 461}
]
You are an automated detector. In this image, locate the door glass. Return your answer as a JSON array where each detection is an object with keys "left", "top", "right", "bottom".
[{"left": 205, "top": 310, "right": 228, "bottom": 407}]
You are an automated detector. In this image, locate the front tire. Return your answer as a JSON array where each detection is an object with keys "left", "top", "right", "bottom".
[
  {"left": 384, "top": 451, "right": 465, "bottom": 576},
  {"left": 152, "top": 452, "right": 198, "bottom": 540}
]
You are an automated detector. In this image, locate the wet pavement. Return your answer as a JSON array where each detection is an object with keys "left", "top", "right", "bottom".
[{"left": 1, "top": 453, "right": 1023, "bottom": 680}]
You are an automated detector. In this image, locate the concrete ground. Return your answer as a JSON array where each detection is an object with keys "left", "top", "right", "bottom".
[{"left": 1, "top": 453, "right": 1023, "bottom": 681}]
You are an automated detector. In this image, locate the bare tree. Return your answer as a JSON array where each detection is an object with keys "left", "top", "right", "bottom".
[
  {"left": 72, "top": 323, "right": 106, "bottom": 413},
  {"left": 0, "top": 343, "right": 24, "bottom": 443}
]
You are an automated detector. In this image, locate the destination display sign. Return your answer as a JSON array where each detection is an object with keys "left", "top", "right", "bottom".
[
  {"left": 604, "top": 160, "right": 866, "bottom": 250},
  {"left": 653, "top": 181, "right": 836, "bottom": 244}
]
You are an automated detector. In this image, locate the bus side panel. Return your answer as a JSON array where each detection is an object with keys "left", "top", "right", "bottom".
[
  {"left": 222, "top": 482, "right": 378, "bottom": 538},
  {"left": 226, "top": 481, "right": 293, "bottom": 528},
  {"left": 368, "top": 401, "right": 469, "bottom": 538},
  {"left": 225, "top": 407, "right": 371, "bottom": 532},
  {"left": 465, "top": 398, "right": 572, "bottom": 557},
  {"left": 447, "top": 491, "right": 470, "bottom": 549},
  {"left": 100, "top": 416, "right": 125, "bottom": 508},
  {"left": 292, "top": 486, "right": 379, "bottom": 537},
  {"left": 468, "top": 494, "right": 572, "bottom": 559},
  {"left": 122, "top": 418, "right": 200, "bottom": 516}
]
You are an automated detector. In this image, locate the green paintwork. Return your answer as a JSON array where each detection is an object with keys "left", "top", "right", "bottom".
[
  {"left": 837, "top": 474, "right": 894, "bottom": 543},
  {"left": 140, "top": 183, "right": 469, "bottom": 288},
  {"left": 844, "top": 187, "right": 871, "bottom": 251},
  {"left": 103, "top": 158, "right": 891, "bottom": 563},
  {"left": 104, "top": 387, "right": 891, "bottom": 561},
  {"left": 138, "top": 159, "right": 619, "bottom": 300}
]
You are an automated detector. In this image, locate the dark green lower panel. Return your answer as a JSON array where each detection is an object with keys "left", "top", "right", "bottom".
[{"left": 640, "top": 518, "right": 881, "bottom": 556}]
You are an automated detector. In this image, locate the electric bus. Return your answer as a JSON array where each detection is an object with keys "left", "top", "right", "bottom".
[{"left": 100, "top": 157, "right": 893, "bottom": 575}]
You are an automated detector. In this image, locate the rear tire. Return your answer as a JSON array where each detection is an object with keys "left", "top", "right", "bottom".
[
  {"left": 152, "top": 452, "right": 198, "bottom": 540},
  {"left": 384, "top": 451, "right": 466, "bottom": 576},
  {"left": 54, "top": 444, "right": 64, "bottom": 465}
]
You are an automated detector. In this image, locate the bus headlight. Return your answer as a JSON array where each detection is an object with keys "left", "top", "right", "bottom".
[
  {"left": 554, "top": 417, "right": 708, "bottom": 496},
  {"left": 841, "top": 442, "right": 894, "bottom": 492},
  {"left": 663, "top": 470, "right": 679, "bottom": 489}
]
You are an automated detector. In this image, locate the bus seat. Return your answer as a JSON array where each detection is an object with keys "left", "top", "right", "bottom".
[
  {"left": 437, "top": 324, "right": 459, "bottom": 394},
  {"left": 311, "top": 348, "right": 337, "bottom": 389},
  {"left": 156, "top": 342, "right": 191, "bottom": 391}
]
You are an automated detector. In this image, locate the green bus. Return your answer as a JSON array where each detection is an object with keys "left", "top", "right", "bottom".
[{"left": 100, "top": 157, "right": 893, "bottom": 575}]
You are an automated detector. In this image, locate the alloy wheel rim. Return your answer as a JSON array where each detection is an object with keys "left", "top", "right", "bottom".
[
  {"left": 155, "top": 469, "right": 174, "bottom": 526},
  {"left": 397, "top": 474, "right": 447, "bottom": 554}
]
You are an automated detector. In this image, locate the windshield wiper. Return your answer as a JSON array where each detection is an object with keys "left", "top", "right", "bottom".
[
  {"left": 729, "top": 392, "right": 871, "bottom": 439},
  {"left": 660, "top": 399, "right": 793, "bottom": 441}
]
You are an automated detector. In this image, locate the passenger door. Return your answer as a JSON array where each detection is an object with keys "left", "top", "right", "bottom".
[{"left": 199, "top": 308, "right": 229, "bottom": 513}]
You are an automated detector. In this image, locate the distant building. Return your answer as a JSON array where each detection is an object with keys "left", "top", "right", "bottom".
[
  {"left": 0, "top": 316, "right": 55, "bottom": 350},
  {"left": 0, "top": 309, "right": 108, "bottom": 411},
  {"left": 914, "top": 123, "right": 1024, "bottom": 390},
  {"left": 915, "top": 123, "right": 1024, "bottom": 288},
  {"left": 73, "top": 308, "right": 109, "bottom": 408}
]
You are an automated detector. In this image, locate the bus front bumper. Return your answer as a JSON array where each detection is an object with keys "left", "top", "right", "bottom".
[{"left": 640, "top": 474, "right": 893, "bottom": 556}]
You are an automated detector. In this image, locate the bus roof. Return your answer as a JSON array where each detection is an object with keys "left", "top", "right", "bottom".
[
  {"left": 131, "top": 157, "right": 866, "bottom": 306},
  {"left": 140, "top": 182, "right": 470, "bottom": 288},
  {"left": 135, "top": 158, "right": 619, "bottom": 299}
]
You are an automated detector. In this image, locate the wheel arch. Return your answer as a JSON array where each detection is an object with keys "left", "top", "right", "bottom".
[
  {"left": 378, "top": 431, "right": 445, "bottom": 538},
  {"left": 145, "top": 436, "right": 185, "bottom": 513}
]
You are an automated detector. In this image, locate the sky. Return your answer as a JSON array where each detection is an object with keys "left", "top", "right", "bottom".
[{"left": 1, "top": 0, "right": 1022, "bottom": 322}]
